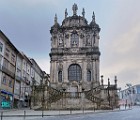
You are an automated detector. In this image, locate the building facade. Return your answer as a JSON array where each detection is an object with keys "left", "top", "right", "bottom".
[
  {"left": 0, "top": 31, "right": 18, "bottom": 109},
  {"left": 50, "top": 4, "right": 101, "bottom": 92},
  {"left": 0, "top": 30, "right": 46, "bottom": 109},
  {"left": 30, "top": 58, "right": 44, "bottom": 85},
  {"left": 14, "top": 54, "right": 44, "bottom": 108},
  {"left": 14, "top": 52, "right": 24, "bottom": 107},
  {"left": 118, "top": 84, "right": 140, "bottom": 106},
  {"left": 17, "top": 52, "right": 32, "bottom": 108}
]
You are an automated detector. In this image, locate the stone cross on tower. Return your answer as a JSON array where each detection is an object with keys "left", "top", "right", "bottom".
[{"left": 72, "top": 3, "right": 78, "bottom": 16}]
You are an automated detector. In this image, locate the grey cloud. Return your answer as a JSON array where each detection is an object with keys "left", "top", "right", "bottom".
[{"left": 1, "top": 0, "right": 140, "bottom": 90}]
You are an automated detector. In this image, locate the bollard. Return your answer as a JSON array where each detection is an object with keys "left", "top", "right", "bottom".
[
  {"left": 42, "top": 110, "right": 44, "bottom": 117},
  {"left": 24, "top": 111, "right": 26, "bottom": 120},
  {"left": 94, "top": 107, "right": 95, "bottom": 112},
  {"left": 83, "top": 108, "right": 84, "bottom": 114},
  {"left": 1, "top": 112, "right": 3, "bottom": 120},
  {"left": 70, "top": 109, "right": 72, "bottom": 114}
]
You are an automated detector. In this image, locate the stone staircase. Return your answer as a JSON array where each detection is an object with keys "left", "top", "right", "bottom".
[
  {"left": 33, "top": 85, "right": 105, "bottom": 110},
  {"left": 47, "top": 91, "right": 98, "bottom": 110},
  {"left": 84, "top": 86, "right": 103, "bottom": 103}
]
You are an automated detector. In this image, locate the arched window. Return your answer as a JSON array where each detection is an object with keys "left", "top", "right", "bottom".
[
  {"left": 87, "top": 70, "right": 91, "bottom": 81},
  {"left": 71, "top": 33, "right": 79, "bottom": 47},
  {"left": 68, "top": 64, "right": 82, "bottom": 81},
  {"left": 58, "top": 71, "right": 62, "bottom": 82}
]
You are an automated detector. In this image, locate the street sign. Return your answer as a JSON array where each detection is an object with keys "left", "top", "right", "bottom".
[{"left": 1, "top": 101, "right": 10, "bottom": 108}]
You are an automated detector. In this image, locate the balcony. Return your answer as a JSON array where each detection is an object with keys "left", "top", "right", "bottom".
[
  {"left": 2, "top": 66, "right": 15, "bottom": 78},
  {"left": 15, "top": 75, "right": 22, "bottom": 81},
  {"left": 0, "top": 64, "right": 2, "bottom": 71}
]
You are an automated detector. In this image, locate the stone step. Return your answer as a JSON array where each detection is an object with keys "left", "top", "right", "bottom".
[{"left": 48, "top": 97, "right": 94, "bottom": 110}]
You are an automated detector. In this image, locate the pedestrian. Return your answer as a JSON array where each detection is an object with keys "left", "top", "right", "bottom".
[
  {"left": 125, "top": 100, "right": 127, "bottom": 109},
  {"left": 129, "top": 104, "right": 130, "bottom": 108}
]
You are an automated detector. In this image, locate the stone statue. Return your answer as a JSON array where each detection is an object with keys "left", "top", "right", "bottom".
[{"left": 72, "top": 3, "right": 78, "bottom": 15}]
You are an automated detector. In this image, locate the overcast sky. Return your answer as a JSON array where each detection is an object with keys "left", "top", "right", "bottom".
[{"left": 0, "top": 0, "right": 140, "bottom": 89}]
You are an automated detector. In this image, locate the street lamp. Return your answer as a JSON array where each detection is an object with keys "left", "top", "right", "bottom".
[
  {"left": 32, "top": 79, "right": 36, "bottom": 107},
  {"left": 41, "top": 82, "right": 45, "bottom": 117},
  {"left": 107, "top": 78, "right": 110, "bottom": 107},
  {"left": 20, "top": 86, "right": 31, "bottom": 108},
  {"left": 82, "top": 88, "right": 85, "bottom": 113},
  {"left": 126, "top": 83, "right": 132, "bottom": 106},
  {"left": 62, "top": 88, "right": 66, "bottom": 109}
]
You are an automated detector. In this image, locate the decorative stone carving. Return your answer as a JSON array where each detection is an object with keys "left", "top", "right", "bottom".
[
  {"left": 53, "top": 35, "right": 57, "bottom": 39},
  {"left": 72, "top": 3, "right": 78, "bottom": 16},
  {"left": 82, "top": 8, "right": 85, "bottom": 18},
  {"left": 92, "top": 11, "right": 95, "bottom": 23},
  {"left": 65, "top": 34, "right": 69, "bottom": 39},
  {"left": 86, "top": 35, "right": 91, "bottom": 46},
  {"left": 80, "top": 33, "right": 84, "bottom": 39},
  {"left": 87, "top": 62, "right": 91, "bottom": 70},
  {"left": 65, "top": 8, "right": 68, "bottom": 18},
  {"left": 58, "top": 63, "right": 63, "bottom": 70},
  {"left": 58, "top": 34, "right": 64, "bottom": 47},
  {"left": 54, "top": 14, "right": 57, "bottom": 24}
]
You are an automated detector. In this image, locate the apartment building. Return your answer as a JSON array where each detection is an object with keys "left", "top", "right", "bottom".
[
  {"left": 20, "top": 53, "right": 33, "bottom": 108},
  {"left": 30, "top": 59, "right": 43, "bottom": 85},
  {"left": 0, "top": 31, "right": 5, "bottom": 89},
  {"left": 118, "top": 84, "right": 140, "bottom": 106},
  {"left": 14, "top": 52, "right": 24, "bottom": 107},
  {"left": 14, "top": 52, "right": 33, "bottom": 108},
  {"left": 0, "top": 30, "right": 18, "bottom": 109},
  {"left": 0, "top": 30, "right": 46, "bottom": 109}
]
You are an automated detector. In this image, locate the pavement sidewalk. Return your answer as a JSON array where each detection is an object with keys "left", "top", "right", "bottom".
[{"left": 0, "top": 106, "right": 132, "bottom": 120}]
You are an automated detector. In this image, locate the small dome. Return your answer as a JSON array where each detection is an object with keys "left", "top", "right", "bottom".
[
  {"left": 51, "top": 22, "right": 60, "bottom": 29},
  {"left": 89, "top": 21, "right": 100, "bottom": 29},
  {"left": 50, "top": 23, "right": 60, "bottom": 34},
  {"left": 89, "top": 11, "right": 100, "bottom": 32},
  {"left": 62, "top": 15, "right": 88, "bottom": 27},
  {"left": 50, "top": 14, "right": 60, "bottom": 33},
  {"left": 90, "top": 22, "right": 100, "bottom": 32}
]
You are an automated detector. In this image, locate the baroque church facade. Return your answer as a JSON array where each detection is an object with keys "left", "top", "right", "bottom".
[
  {"left": 50, "top": 4, "right": 101, "bottom": 92},
  {"left": 31, "top": 4, "right": 118, "bottom": 110}
]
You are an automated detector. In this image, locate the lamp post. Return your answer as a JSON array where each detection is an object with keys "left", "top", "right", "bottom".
[
  {"left": 41, "top": 83, "right": 45, "bottom": 117},
  {"left": 20, "top": 86, "right": 31, "bottom": 108},
  {"left": 126, "top": 84, "right": 132, "bottom": 107},
  {"left": 107, "top": 78, "right": 110, "bottom": 107},
  {"left": 62, "top": 88, "right": 66, "bottom": 109},
  {"left": 31, "top": 79, "right": 35, "bottom": 108},
  {"left": 82, "top": 88, "right": 85, "bottom": 113}
]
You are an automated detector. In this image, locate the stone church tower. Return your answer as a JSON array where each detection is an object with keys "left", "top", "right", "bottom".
[{"left": 50, "top": 4, "right": 101, "bottom": 93}]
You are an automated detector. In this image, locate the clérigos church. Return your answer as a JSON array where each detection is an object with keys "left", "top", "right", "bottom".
[
  {"left": 32, "top": 4, "right": 118, "bottom": 110},
  {"left": 50, "top": 3, "right": 100, "bottom": 93}
]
